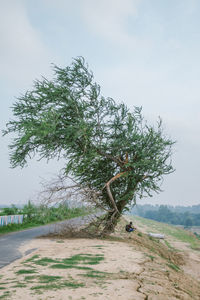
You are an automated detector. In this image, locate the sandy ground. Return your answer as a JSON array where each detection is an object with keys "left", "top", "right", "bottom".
[{"left": 0, "top": 218, "right": 200, "bottom": 300}]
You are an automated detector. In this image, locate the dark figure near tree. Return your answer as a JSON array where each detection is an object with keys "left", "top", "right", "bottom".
[{"left": 125, "top": 222, "right": 136, "bottom": 232}]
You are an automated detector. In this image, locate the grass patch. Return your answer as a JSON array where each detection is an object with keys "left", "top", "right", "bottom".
[
  {"left": 62, "top": 254, "right": 104, "bottom": 266},
  {"left": 31, "top": 280, "right": 84, "bottom": 290},
  {"left": 24, "top": 276, "right": 37, "bottom": 281},
  {"left": 49, "top": 253, "right": 104, "bottom": 270},
  {"left": 0, "top": 287, "right": 6, "bottom": 290},
  {"left": 12, "top": 283, "right": 27, "bottom": 288},
  {"left": 62, "top": 281, "right": 85, "bottom": 288},
  {"left": 50, "top": 264, "right": 74, "bottom": 269},
  {"left": 33, "top": 257, "right": 58, "bottom": 266},
  {"left": 0, "top": 291, "right": 11, "bottom": 299},
  {"left": 79, "top": 270, "right": 108, "bottom": 279},
  {"left": 39, "top": 275, "right": 62, "bottom": 283},
  {"left": 167, "top": 263, "right": 180, "bottom": 272},
  {"left": 16, "top": 269, "right": 37, "bottom": 275},
  {"left": 50, "top": 264, "right": 93, "bottom": 270}
]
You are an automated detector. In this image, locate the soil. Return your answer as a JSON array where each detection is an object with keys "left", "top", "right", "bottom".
[{"left": 0, "top": 216, "right": 199, "bottom": 300}]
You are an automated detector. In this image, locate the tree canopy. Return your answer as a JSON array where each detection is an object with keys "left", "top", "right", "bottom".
[{"left": 3, "top": 57, "right": 175, "bottom": 233}]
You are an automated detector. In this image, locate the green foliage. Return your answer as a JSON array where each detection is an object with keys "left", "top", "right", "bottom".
[
  {"left": 3, "top": 57, "right": 175, "bottom": 219},
  {"left": 0, "top": 202, "right": 89, "bottom": 235},
  {"left": 0, "top": 205, "right": 19, "bottom": 216}
]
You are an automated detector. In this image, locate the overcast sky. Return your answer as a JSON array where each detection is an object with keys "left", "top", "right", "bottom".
[{"left": 1, "top": 0, "right": 200, "bottom": 207}]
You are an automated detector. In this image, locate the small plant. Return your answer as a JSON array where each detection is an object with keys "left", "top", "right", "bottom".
[{"left": 167, "top": 263, "right": 180, "bottom": 272}]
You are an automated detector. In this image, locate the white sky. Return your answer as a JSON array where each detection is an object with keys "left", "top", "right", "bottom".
[{"left": 0, "top": 0, "right": 200, "bottom": 206}]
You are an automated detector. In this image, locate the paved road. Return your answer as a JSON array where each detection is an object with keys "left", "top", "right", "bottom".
[{"left": 0, "top": 214, "right": 95, "bottom": 269}]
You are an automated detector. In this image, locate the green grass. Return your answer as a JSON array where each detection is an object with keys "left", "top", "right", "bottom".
[
  {"left": 5, "top": 253, "right": 105, "bottom": 294},
  {"left": 51, "top": 264, "right": 93, "bottom": 270},
  {"left": 33, "top": 257, "right": 58, "bottom": 266},
  {"left": 31, "top": 280, "right": 85, "bottom": 291},
  {"left": 131, "top": 215, "right": 200, "bottom": 250},
  {"left": 167, "top": 263, "right": 180, "bottom": 272},
  {"left": 22, "top": 253, "right": 104, "bottom": 272},
  {"left": 79, "top": 270, "right": 108, "bottom": 279},
  {"left": 24, "top": 255, "right": 40, "bottom": 263},
  {"left": 62, "top": 254, "right": 104, "bottom": 266},
  {"left": 38, "top": 275, "right": 62, "bottom": 283},
  {"left": 12, "top": 283, "right": 27, "bottom": 288},
  {"left": 0, "top": 291, "right": 11, "bottom": 299},
  {"left": 24, "top": 276, "right": 37, "bottom": 281},
  {"left": 16, "top": 269, "right": 37, "bottom": 275}
]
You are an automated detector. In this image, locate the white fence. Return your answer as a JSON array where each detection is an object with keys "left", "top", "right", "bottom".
[{"left": 0, "top": 215, "right": 24, "bottom": 226}]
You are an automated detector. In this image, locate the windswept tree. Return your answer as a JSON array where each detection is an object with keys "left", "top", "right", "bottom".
[{"left": 3, "top": 57, "right": 175, "bottom": 234}]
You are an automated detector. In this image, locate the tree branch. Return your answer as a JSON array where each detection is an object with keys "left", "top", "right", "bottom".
[{"left": 103, "top": 171, "right": 128, "bottom": 214}]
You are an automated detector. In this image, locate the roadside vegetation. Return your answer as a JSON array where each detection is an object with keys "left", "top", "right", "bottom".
[{"left": 0, "top": 201, "right": 91, "bottom": 235}]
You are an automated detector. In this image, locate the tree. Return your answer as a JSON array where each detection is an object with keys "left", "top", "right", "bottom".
[
  {"left": 2, "top": 204, "right": 19, "bottom": 216},
  {"left": 3, "top": 57, "right": 175, "bottom": 234}
]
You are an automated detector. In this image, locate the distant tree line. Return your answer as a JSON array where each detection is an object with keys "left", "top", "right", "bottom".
[{"left": 131, "top": 204, "right": 200, "bottom": 226}]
